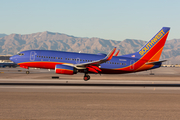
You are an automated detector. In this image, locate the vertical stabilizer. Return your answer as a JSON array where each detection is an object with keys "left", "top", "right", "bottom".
[{"left": 137, "top": 27, "right": 170, "bottom": 61}]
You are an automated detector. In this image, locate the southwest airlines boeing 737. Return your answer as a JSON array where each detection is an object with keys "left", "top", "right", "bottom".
[{"left": 10, "top": 27, "right": 170, "bottom": 81}]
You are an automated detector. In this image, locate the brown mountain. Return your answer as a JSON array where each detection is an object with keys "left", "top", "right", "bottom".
[{"left": 0, "top": 31, "right": 179, "bottom": 64}]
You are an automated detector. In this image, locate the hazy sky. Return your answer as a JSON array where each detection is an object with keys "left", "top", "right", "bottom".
[{"left": 0, "top": 0, "right": 179, "bottom": 41}]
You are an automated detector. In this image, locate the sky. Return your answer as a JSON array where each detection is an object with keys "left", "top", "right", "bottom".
[{"left": 0, "top": 0, "right": 179, "bottom": 41}]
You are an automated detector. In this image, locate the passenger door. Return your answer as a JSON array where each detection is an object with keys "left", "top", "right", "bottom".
[{"left": 30, "top": 51, "right": 36, "bottom": 61}]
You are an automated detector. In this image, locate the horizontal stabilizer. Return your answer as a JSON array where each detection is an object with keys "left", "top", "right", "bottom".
[{"left": 145, "top": 60, "right": 167, "bottom": 65}]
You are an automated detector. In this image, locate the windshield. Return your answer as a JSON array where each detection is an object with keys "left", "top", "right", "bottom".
[{"left": 17, "top": 53, "right": 24, "bottom": 56}]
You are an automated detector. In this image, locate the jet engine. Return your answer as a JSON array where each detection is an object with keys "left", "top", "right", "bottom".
[{"left": 55, "top": 64, "right": 77, "bottom": 75}]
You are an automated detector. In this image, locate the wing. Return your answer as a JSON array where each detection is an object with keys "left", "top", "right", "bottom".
[{"left": 75, "top": 47, "right": 116, "bottom": 67}]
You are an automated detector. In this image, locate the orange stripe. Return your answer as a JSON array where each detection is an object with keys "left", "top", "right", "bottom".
[{"left": 135, "top": 46, "right": 164, "bottom": 71}]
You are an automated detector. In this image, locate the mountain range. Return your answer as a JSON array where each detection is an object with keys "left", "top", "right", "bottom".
[
  {"left": 0, "top": 34, "right": 7, "bottom": 38},
  {"left": 0, "top": 31, "right": 180, "bottom": 64}
]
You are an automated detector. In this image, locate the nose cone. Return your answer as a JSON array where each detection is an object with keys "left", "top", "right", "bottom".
[{"left": 10, "top": 56, "right": 15, "bottom": 62}]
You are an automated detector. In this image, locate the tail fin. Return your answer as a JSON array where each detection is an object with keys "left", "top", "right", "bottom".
[{"left": 137, "top": 27, "right": 170, "bottom": 61}]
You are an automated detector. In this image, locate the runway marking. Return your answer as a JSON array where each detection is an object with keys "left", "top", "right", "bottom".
[
  {"left": 1, "top": 82, "right": 180, "bottom": 88},
  {"left": 1, "top": 79, "right": 180, "bottom": 84},
  {"left": 1, "top": 86, "right": 180, "bottom": 90}
]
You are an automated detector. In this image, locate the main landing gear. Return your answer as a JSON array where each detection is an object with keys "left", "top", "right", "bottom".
[{"left": 84, "top": 73, "right": 90, "bottom": 81}]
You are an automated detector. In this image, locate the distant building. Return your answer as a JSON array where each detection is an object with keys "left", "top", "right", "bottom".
[
  {"left": 0, "top": 55, "right": 12, "bottom": 63},
  {"left": 0, "top": 55, "right": 17, "bottom": 67}
]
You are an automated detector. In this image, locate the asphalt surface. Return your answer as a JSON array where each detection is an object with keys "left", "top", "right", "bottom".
[{"left": 0, "top": 67, "right": 180, "bottom": 120}]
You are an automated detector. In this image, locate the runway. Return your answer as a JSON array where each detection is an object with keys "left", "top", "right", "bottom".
[
  {"left": 1, "top": 67, "right": 180, "bottom": 119},
  {"left": 1, "top": 79, "right": 180, "bottom": 94},
  {"left": 1, "top": 67, "right": 180, "bottom": 93}
]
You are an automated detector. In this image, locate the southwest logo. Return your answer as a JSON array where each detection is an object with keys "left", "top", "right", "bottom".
[{"left": 139, "top": 29, "right": 165, "bottom": 56}]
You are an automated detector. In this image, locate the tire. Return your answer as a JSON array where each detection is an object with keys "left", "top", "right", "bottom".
[
  {"left": 26, "top": 71, "right": 30, "bottom": 74},
  {"left": 84, "top": 75, "right": 90, "bottom": 81}
]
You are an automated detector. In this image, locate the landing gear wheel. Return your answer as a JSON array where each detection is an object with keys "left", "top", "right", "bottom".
[
  {"left": 26, "top": 71, "right": 30, "bottom": 74},
  {"left": 84, "top": 74, "right": 90, "bottom": 81},
  {"left": 87, "top": 75, "right": 90, "bottom": 80}
]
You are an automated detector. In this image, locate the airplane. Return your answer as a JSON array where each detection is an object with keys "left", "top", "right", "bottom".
[{"left": 10, "top": 27, "right": 170, "bottom": 81}]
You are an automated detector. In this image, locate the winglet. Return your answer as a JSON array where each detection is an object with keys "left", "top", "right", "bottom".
[
  {"left": 114, "top": 49, "right": 120, "bottom": 56},
  {"left": 105, "top": 47, "right": 116, "bottom": 61}
]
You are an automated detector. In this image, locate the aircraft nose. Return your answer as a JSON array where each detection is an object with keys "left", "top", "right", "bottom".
[{"left": 10, "top": 56, "right": 15, "bottom": 62}]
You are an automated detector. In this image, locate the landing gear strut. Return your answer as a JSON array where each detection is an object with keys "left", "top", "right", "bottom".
[{"left": 84, "top": 73, "right": 90, "bottom": 81}]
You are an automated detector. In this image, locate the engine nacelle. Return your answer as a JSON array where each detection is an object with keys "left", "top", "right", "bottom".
[{"left": 55, "top": 64, "right": 77, "bottom": 75}]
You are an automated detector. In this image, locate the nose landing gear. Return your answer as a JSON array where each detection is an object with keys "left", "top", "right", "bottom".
[
  {"left": 84, "top": 73, "right": 90, "bottom": 81},
  {"left": 26, "top": 71, "right": 30, "bottom": 74},
  {"left": 26, "top": 68, "right": 30, "bottom": 74}
]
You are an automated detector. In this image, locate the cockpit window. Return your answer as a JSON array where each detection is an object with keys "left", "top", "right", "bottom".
[{"left": 17, "top": 53, "right": 24, "bottom": 56}]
